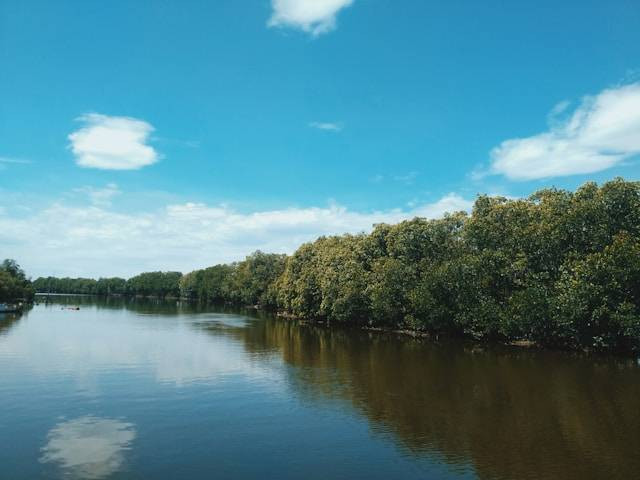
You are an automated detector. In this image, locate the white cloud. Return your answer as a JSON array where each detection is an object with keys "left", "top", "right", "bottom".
[
  {"left": 309, "top": 121, "right": 342, "bottom": 131},
  {"left": 268, "top": 0, "right": 354, "bottom": 36},
  {"left": 69, "top": 113, "right": 158, "bottom": 170},
  {"left": 73, "top": 183, "right": 121, "bottom": 207},
  {"left": 490, "top": 83, "right": 640, "bottom": 180},
  {"left": 0, "top": 193, "right": 472, "bottom": 278},
  {"left": 411, "top": 193, "right": 472, "bottom": 218}
]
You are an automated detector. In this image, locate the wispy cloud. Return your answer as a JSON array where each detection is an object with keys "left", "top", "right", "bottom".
[
  {"left": 68, "top": 113, "right": 159, "bottom": 170},
  {"left": 309, "top": 121, "right": 342, "bottom": 131},
  {"left": 0, "top": 192, "right": 472, "bottom": 278},
  {"left": 488, "top": 82, "right": 640, "bottom": 180},
  {"left": 546, "top": 100, "right": 571, "bottom": 128},
  {"left": 268, "top": 0, "right": 354, "bottom": 36},
  {"left": 73, "top": 183, "right": 121, "bottom": 207},
  {"left": 0, "top": 156, "right": 30, "bottom": 164},
  {"left": 394, "top": 171, "right": 419, "bottom": 185},
  {"left": 0, "top": 156, "right": 31, "bottom": 170}
]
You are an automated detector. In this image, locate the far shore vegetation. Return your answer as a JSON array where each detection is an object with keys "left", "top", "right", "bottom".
[{"left": 10, "top": 178, "right": 640, "bottom": 354}]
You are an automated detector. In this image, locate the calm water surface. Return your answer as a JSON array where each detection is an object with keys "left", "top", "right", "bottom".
[{"left": 1, "top": 297, "right": 639, "bottom": 479}]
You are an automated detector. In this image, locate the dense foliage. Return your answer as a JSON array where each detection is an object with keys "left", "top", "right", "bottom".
[
  {"left": 276, "top": 178, "right": 640, "bottom": 353},
  {"left": 180, "top": 251, "right": 287, "bottom": 307},
  {"left": 32, "top": 276, "right": 125, "bottom": 295},
  {"left": 126, "top": 271, "right": 182, "bottom": 298},
  {"left": 0, "top": 259, "right": 35, "bottom": 303},
  {"left": 33, "top": 179, "right": 640, "bottom": 353}
]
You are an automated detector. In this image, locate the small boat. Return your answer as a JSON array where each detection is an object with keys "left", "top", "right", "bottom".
[{"left": 0, "top": 303, "right": 23, "bottom": 313}]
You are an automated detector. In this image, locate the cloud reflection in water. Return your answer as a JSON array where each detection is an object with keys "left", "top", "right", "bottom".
[{"left": 40, "top": 416, "right": 136, "bottom": 479}]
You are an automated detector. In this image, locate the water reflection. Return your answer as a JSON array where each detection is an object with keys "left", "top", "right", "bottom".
[
  {"left": 5, "top": 298, "right": 640, "bottom": 480},
  {"left": 34, "top": 294, "right": 237, "bottom": 315},
  {"left": 0, "top": 305, "right": 279, "bottom": 387},
  {"left": 0, "top": 313, "right": 22, "bottom": 336},
  {"left": 40, "top": 416, "right": 135, "bottom": 479},
  {"left": 224, "top": 317, "right": 640, "bottom": 480}
]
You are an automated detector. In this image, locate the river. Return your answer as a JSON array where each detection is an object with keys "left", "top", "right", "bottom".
[{"left": 0, "top": 296, "right": 638, "bottom": 479}]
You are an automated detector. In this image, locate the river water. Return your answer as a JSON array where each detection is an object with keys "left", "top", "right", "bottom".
[{"left": 0, "top": 297, "right": 638, "bottom": 479}]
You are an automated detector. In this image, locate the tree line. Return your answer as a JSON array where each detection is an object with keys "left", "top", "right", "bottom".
[
  {"left": 32, "top": 272, "right": 182, "bottom": 298},
  {"left": 30, "top": 178, "right": 640, "bottom": 353},
  {"left": 0, "top": 259, "right": 35, "bottom": 303},
  {"left": 33, "top": 251, "right": 287, "bottom": 303}
]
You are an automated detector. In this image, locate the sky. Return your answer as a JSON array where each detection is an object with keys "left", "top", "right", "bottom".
[{"left": 1, "top": 0, "right": 640, "bottom": 278}]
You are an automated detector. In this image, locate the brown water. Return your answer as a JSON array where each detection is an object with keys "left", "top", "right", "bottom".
[{"left": 1, "top": 296, "right": 638, "bottom": 479}]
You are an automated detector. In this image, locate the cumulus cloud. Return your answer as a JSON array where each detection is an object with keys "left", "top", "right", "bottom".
[
  {"left": 489, "top": 83, "right": 640, "bottom": 180},
  {"left": 0, "top": 193, "right": 472, "bottom": 278},
  {"left": 268, "top": 0, "right": 354, "bottom": 36},
  {"left": 69, "top": 113, "right": 158, "bottom": 170},
  {"left": 309, "top": 121, "right": 342, "bottom": 131}
]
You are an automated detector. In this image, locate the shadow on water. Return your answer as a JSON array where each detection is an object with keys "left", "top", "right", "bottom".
[{"left": 217, "top": 315, "right": 640, "bottom": 480}]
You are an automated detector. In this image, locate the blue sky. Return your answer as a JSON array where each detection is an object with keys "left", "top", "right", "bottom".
[{"left": 1, "top": 0, "right": 640, "bottom": 277}]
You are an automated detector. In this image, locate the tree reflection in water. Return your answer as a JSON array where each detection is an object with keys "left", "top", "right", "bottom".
[{"left": 217, "top": 316, "right": 640, "bottom": 480}]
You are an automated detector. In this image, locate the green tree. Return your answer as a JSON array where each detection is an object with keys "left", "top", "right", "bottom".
[{"left": 0, "top": 259, "right": 35, "bottom": 302}]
